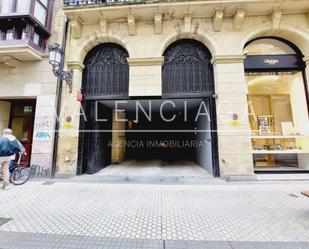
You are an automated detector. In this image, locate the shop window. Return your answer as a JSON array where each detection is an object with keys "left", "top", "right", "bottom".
[
  {"left": 244, "top": 38, "right": 309, "bottom": 171},
  {"left": 245, "top": 38, "right": 296, "bottom": 55}
]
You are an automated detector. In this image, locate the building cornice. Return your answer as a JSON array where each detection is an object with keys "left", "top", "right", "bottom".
[{"left": 63, "top": 0, "right": 309, "bottom": 24}]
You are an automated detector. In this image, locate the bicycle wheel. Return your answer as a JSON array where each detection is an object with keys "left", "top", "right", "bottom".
[{"left": 10, "top": 168, "right": 30, "bottom": 185}]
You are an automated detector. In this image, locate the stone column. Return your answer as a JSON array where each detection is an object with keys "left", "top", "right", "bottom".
[
  {"left": 111, "top": 110, "right": 126, "bottom": 164},
  {"left": 56, "top": 62, "right": 85, "bottom": 176},
  {"left": 31, "top": 95, "right": 56, "bottom": 177},
  {"left": 212, "top": 55, "right": 255, "bottom": 181},
  {"left": 298, "top": 56, "right": 309, "bottom": 169},
  {"left": 127, "top": 57, "right": 164, "bottom": 97}
]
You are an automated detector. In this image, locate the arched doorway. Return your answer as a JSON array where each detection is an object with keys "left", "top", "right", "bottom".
[
  {"left": 77, "top": 43, "right": 129, "bottom": 174},
  {"left": 159, "top": 39, "right": 219, "bottom": 176},
  {"left": 244, "top": 37, "right": 309, "bottom": 172},
  {"left": 83, "top": 43, "right": 129, "bottom": 98},
  {"left": 162, "top": 39, "right": 214, "bottom": 97}
]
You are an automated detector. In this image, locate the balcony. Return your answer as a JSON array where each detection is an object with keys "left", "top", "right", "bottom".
[
  {"left": 0, "top": 0, "right": 54, "bottom": 62},
  {"left": 0, "top": 38, "right": 44, "bottom": 61}
]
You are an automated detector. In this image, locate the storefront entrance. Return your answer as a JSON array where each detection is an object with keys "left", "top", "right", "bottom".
[{"left": 244, "top": 37, "right": 309, "bottom": 172}]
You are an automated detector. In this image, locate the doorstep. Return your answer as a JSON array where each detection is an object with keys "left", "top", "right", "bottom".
[{"left": 256, "top": 174, "right": 309, "bottom": 181}]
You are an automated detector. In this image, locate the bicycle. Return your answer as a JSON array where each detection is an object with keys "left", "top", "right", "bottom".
[
  {"left": 10, "top": 154, "right": 31, "bottom": 185},
  {"left": 9, "top": 154, "right": 31, "bottom": 185}
]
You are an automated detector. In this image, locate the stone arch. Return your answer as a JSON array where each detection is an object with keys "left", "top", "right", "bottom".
[
  {"left": 238, "top": 23, "right": 309, "bottom": 55},
  {"left": 162, "top": 39, "right": 214, "bottom": 96},
  {"left": 157, "top": 29, "right": 220, "bottom": 57},
  {"left": 72, "top": 31, "right": 134, "bottom": 65},
  {"left": 82, "top": 43, "right": 129, "bottom": 97}
]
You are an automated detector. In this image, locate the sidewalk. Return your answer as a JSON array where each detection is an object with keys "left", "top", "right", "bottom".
[
  {"left": 1, "top": 231, "right": 309, "bottom": 249},
  {"left": 0, "top": 180, "right": 309, "bottom": 248}
]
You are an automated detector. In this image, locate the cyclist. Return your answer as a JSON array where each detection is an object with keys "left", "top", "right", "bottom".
[{"left": 0, "top": 128, "right": 25, "bottom": 190}]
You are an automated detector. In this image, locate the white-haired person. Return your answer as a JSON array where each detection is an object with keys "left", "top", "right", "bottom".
[{"left": 0, "top": 128, "right": 25, "bottom": 190}]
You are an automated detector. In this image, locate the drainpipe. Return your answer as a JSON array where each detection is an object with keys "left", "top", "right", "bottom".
[{"left": 51, "top": 16, "right": 69, "bottom": 179}]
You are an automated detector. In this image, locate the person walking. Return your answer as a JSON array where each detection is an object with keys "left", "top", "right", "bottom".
[{"left": 0, "top": 128, "right": 25, "bottom": 190}]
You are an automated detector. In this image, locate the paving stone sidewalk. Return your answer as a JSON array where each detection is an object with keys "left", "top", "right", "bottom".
[
  {"left": 0, "top": 180, "right": 309, "bottom": 247},
  {"left": 1, "top": 231, "right": 309, "bottom": 249}
]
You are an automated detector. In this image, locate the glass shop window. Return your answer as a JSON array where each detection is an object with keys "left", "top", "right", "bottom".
[
  {"left": 245, "top": 38, "right": 309, "bottom": 171},
  {"left": 245, "top": 38, "right": 297, "bottom": 55}
]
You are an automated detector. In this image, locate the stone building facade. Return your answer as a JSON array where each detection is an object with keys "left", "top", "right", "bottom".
[
  {"left": 58, "top": 0, "right": 309, "bottom": 180},
  {"left": 2, "top": 0, "right": 309, "bottom": 180}
]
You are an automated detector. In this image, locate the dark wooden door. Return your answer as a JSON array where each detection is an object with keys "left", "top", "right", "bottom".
[
  {"left": 84, "top": 101, "right": 112, "bottom": 174},
  {"left": 9, "top": 100, "right": 36, "bottom": 167}
]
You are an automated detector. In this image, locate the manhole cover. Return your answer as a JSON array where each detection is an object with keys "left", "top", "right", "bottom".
[{"left": 0, "top": 218, "right": 12, "bottom": 227}]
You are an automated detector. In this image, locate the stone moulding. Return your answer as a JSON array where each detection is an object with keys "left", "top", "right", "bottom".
[
  {"left": 212, "top": 9, "right": 224, "bottom": 32},
  {"left": 211, "top": 55, "right": 246, "bottom": 65},
  {"left": 127, "top": 57, "right": 164, "bottom": 66},
  {"left": 70, "top": 17, "right": 83, "bottom": 39},
  {"left": 233, "top": 8, "right": 245, "bottom": 31},
  {"left": 67, "top": 61, "right": 85, "bottom": 71}
]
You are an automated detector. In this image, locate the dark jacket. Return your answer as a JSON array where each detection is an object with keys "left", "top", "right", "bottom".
[{"left": 0, "top": 135, "right": 22, "bottom": 157}]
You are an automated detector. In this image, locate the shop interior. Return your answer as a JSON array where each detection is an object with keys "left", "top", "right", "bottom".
[{"left": 246, "top": 71, "right": 309, "bottom": 171}]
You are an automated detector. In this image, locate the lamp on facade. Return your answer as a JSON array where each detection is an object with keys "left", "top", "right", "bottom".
[{"left": 48, "top": 43, "right": 72, "bottom": 93}]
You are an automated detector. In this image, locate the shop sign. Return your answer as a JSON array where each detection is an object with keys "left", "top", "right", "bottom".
[
  {"left": 264, "top": 59, "right": 279, "bottom": 65},
  {"left": 244, "top": 55, "right": 302, "bottom": 70}
]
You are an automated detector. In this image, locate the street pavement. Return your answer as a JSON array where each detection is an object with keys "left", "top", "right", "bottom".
[{"left": 0, "top": 179, "right": 309, "bottom": 248}]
